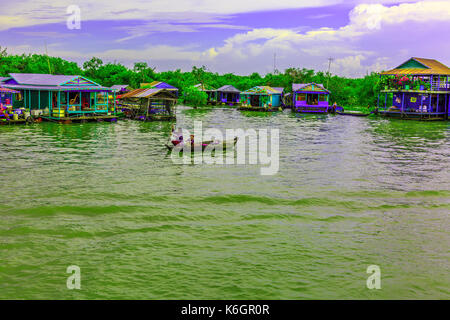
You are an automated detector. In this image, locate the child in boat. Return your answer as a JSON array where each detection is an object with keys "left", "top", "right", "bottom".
[{"left": 332, "top": 102, "right": 337, "bottom": 112}]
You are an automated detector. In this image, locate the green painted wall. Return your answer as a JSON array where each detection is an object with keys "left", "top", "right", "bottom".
[{"left": 398, "top": 59, "right": 428, "bottom": 69}]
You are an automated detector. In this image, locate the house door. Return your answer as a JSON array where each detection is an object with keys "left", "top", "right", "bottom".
[
  {"left": 52, "top": 92, "right": 58, "bottom": 109},
  {"left": 307, "top": 94, "right": 319, "bottom": 105},
  {"left": 250, "top": 95, "right": 260, "bottom": 107},
  {"left": 81, "top": 92, "right": 90, "bottom": 110}
]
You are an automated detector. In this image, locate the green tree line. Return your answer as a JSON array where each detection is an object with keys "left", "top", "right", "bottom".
[{"left": 0, "top": 48, "right": 380, "bottom": 108}]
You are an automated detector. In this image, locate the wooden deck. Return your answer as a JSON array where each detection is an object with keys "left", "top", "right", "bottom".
[
  {"left": 133, "top": 114, "right": 176, "bottom": 121},
  {"left": 378, "top": 110, "right": 447, "bottom": 121},
  {"left": 41, "top": 115, "right": 119, "bottom": 123},
  {"left": 237, "top": 106, "right": 281, "bottom": 112},
  {"left": 0, "top": 118, "right": 28, "bottom": 125}
]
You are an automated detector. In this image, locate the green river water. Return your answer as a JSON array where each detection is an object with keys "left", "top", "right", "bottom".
[{"left": 0, "top": 106, "right": 449, "bottom": 299}]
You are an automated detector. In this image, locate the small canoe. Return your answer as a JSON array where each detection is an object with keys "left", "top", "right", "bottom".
[
  {"left": 336, "top": 111, "right": 370, "bottom": 117},
  {"left": 166, "top": 137, "right": 238, "bottom": 152}
]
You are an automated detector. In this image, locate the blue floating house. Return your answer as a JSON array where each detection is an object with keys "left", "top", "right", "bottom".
[
  {"left": 240, "top": 86, "right": 283, "bottom": 109},
  {"left": 378, "top": 57, "right": 450, "bottom": 120},
  {"left": 1, "top": 73, "right": 116, "bottom": 121}
]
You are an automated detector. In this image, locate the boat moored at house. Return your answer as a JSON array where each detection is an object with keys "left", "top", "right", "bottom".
[
  {"left": 1, "top": 73, "right": 117, "bottom": 123},
  {"left": 216, "top": 85, "right": 240, "bottom": 105},
  {"left": 378, "top": 57, "right": 450, "bottom": 120},
  {"left": 292, "top": 83, "right": 331, "bottom": 113},
  {"left": 239, "top": 86, "right": 284, "bottom": 111}
]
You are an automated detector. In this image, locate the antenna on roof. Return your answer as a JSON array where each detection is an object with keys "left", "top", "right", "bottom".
[
  {"left": 273, "top": 52, "right": 279, "bottom": 74},
  {"left": 44, "top": 41, "right": 52, "bottom": 74},
  {"left": 326, "top": 57, "right": 334, "bottom": 88}
]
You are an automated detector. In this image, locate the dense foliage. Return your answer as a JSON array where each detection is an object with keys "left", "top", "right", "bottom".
[
  {"left": 0, "top": 48, "right": 380, "bottom": 108},
  {"left": 183, "top": 85, "right": 208, "bottom": 106}
]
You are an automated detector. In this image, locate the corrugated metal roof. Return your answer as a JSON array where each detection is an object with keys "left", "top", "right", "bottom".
[
  {"left": 120, "top": 88, "right": 177, "bottom": 99},
  {"left": 216, "top": 85, "right": 240, "bottom": 93},
  {"left": 381, "top": 57, "right": 450, "bottom": 75},
  {"left": 242, "top": 86, "right": 281, "bottom": 95},
  {"left": 272, "top": 87, "right": 284, "bottom": 94},
  {"left": 142, "top": 81, "right": 178, "bottom": 90},
  {"left": 110, "top": 85, "right": 129, "bottom": 91},
  {"left": 9, "top": 73, "right": 77, "bottom": 85},
  {"left": 292, "top": 82, "right": 329, "bottom": 93},
  {"left": 2, "top": 84, "right": 112, "bottom": 91}
]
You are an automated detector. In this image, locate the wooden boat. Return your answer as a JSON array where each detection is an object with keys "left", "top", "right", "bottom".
[
  {"left": 166, "top": 137, "right": 238, "bottom": 152},
  {"left": 336, "top": 111, "right": 371, "bottom": 117}
]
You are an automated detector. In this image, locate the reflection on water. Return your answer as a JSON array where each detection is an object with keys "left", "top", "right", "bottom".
[{"left": 0, "top": 106, "right": 448, "bottom": 299}]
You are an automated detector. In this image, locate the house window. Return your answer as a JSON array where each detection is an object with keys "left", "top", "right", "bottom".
[
  {"left": 296, "top": 93, "right": 306, "bottom": 101},
  {"left": 61, "top": 92, "right": 68, "bottom": 105},
  {"left": 319, "top": 94, "right": 327, "bottom": 101},
  {"left": 68, "top": 92, "right": 79, "bottom": 105},
  {"left": 96, "top": 92, "right": 106, "bottom": 104}
]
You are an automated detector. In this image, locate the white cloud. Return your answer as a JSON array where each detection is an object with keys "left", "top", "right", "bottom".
[{"left": 199, "top": 0, "right": 450, "bottom": 76}]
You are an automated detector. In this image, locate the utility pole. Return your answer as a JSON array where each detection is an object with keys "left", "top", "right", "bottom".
[
  {"left": 274, "top": 53, "right": 276, "bottom": 74},
  {"left": 326, "top": 57, "right": 334, "bottom": 88},
  {"left": 45, "top": 41, "right": 52, "bottom": 74}
]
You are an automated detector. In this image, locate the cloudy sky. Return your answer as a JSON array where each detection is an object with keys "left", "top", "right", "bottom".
[{"left": 0, "top": 0, "right": 449, "bottom": 77}]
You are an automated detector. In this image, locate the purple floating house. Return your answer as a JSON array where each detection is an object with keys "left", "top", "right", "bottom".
[
  {"left": 216, "top": 85, "right": 240, "bottom": 105},
  {"left": 378, "top": 57, "right": 450, "bottom": 120},
  {"left": 1, "top": 73, "right": 116, "bottom": 121},
  {"left": 292, "top": 83, "right": 330, "bottom": 113}
]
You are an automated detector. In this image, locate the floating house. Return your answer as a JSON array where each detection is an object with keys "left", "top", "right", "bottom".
[
  {"left": 239, "top": 86, "right": 283, "bottom": 111},
  {"left": 0, "top": 86, "right": 19, "bottom": 107},
  {"left": 1, "top": 73, "right": 117, "bottom": 122},
  {"left": 194, "top": 83, "right": 217, "bottom": 104},
  {"left": 378, "top": 57, "right": 450, "bottom": 120},
  {"left": 292, "top": 83, "right": 330, "bottom": 113},
  {"left": 110, "top": 84, "right": 130, "bottom": 95},
  {"left": 0, "top": 86, "right": 23, "bottom": 125},
  {"left": 216, "top": 85, "right": 240, "bottom": 105},
  {"left": 119, "top": 88, "right": 177, "bottom": 121}
]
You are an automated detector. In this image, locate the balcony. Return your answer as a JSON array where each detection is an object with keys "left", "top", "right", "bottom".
[{"left": 381, "top": 76, "right": 450, "bottom": 92}]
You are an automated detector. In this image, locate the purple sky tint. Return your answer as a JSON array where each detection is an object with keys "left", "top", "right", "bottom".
[{"left": 0, "top": 0, "right": 449, "bottom": 77}]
